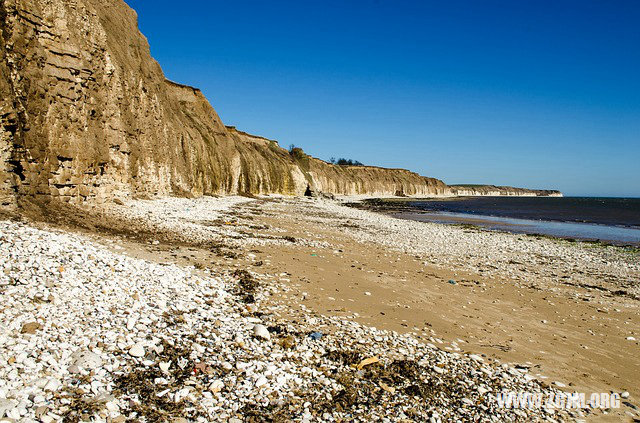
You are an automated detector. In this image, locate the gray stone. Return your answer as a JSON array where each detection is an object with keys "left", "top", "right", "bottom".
[{"left": 71, "top": 350, "right": 102, "bottom": 370}]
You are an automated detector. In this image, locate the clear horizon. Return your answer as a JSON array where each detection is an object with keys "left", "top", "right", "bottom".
[{"left": 127, "top": 0, "right": 640, "bottom": 197}]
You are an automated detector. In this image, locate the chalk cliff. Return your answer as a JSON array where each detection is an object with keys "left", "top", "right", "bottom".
[
  {"left": 449, "top": 185, "right": 563, "bottom": 197},
  {"left": 0, "top": 0, "right": 559, "bottom": 209}
]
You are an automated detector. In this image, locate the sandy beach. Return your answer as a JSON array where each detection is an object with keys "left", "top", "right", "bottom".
[{"left": 1, "top": 195, "right": 638, "bottom": 422}]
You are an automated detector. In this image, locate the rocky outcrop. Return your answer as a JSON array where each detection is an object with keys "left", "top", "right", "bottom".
[
  {"left": 449, "top": 185, "right": 563, "bottom": 197},
  {"left": 0, "top": 0, "right": 560, "bottom": 208}
]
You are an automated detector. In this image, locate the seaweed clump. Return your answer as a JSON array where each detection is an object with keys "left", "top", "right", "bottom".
[
  {"left": 112, "top": 340, "right": 212, "bottom": 422},
  {"left": 233, "top": 269, "right": 260, "bottom": 303}
]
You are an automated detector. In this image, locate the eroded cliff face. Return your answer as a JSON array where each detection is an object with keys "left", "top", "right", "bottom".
[
  {"left": 0, "top": 0, "right": 562, "bottom": 208},
  {"left": 0, "top": 0, "right": 457, "bottom": 208},
  {"left": 449, "top": 185, "right": 563, "bottom": 197}
]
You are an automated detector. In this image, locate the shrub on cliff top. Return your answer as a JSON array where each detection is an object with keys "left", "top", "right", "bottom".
[
  {"left": 288, "top": 144, "right": 306, "bottom": 161},
  {"left": 336, "top": 158, "right": 364, "bottom": 166}
]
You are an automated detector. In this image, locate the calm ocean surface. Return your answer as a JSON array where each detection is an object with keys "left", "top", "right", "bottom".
[{"left": 393, "top": 197, "right": 640, "bottom": 245}]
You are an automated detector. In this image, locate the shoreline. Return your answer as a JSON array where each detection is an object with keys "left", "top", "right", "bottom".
[
  {"left": 1, "top": 195, "right": 639, "bottom": 421},
  {"left": 393, "top": 212, "right": 640, "bottom": 247},
  {"left": 346, "top": 197, "right": 640, "bottom": 246}
]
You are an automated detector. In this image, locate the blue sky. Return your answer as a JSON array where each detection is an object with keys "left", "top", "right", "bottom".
[{"left": 126, "top": 0, "right": 639, "bottom": 197}]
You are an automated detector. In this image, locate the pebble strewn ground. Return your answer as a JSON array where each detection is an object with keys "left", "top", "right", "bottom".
[
  {"left": 1, "top": 209, "right": 574, "bottom": 422},
  {"left": 297, "top": 198, "right": 640, "bottom": 297},
  {"left": 99, "top": 196, "right": 329, "bottom": 250},
  {"left": 99, "top": 196, "right": 639, "bottom": 299}
]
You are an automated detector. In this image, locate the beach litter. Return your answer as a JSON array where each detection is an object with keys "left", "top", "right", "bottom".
[
  {"left": 356, "top": 356, "right": 380, "bottom": 370},
  {"left": 309, "top": 332, "right": 323, "bottom": 340}
]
